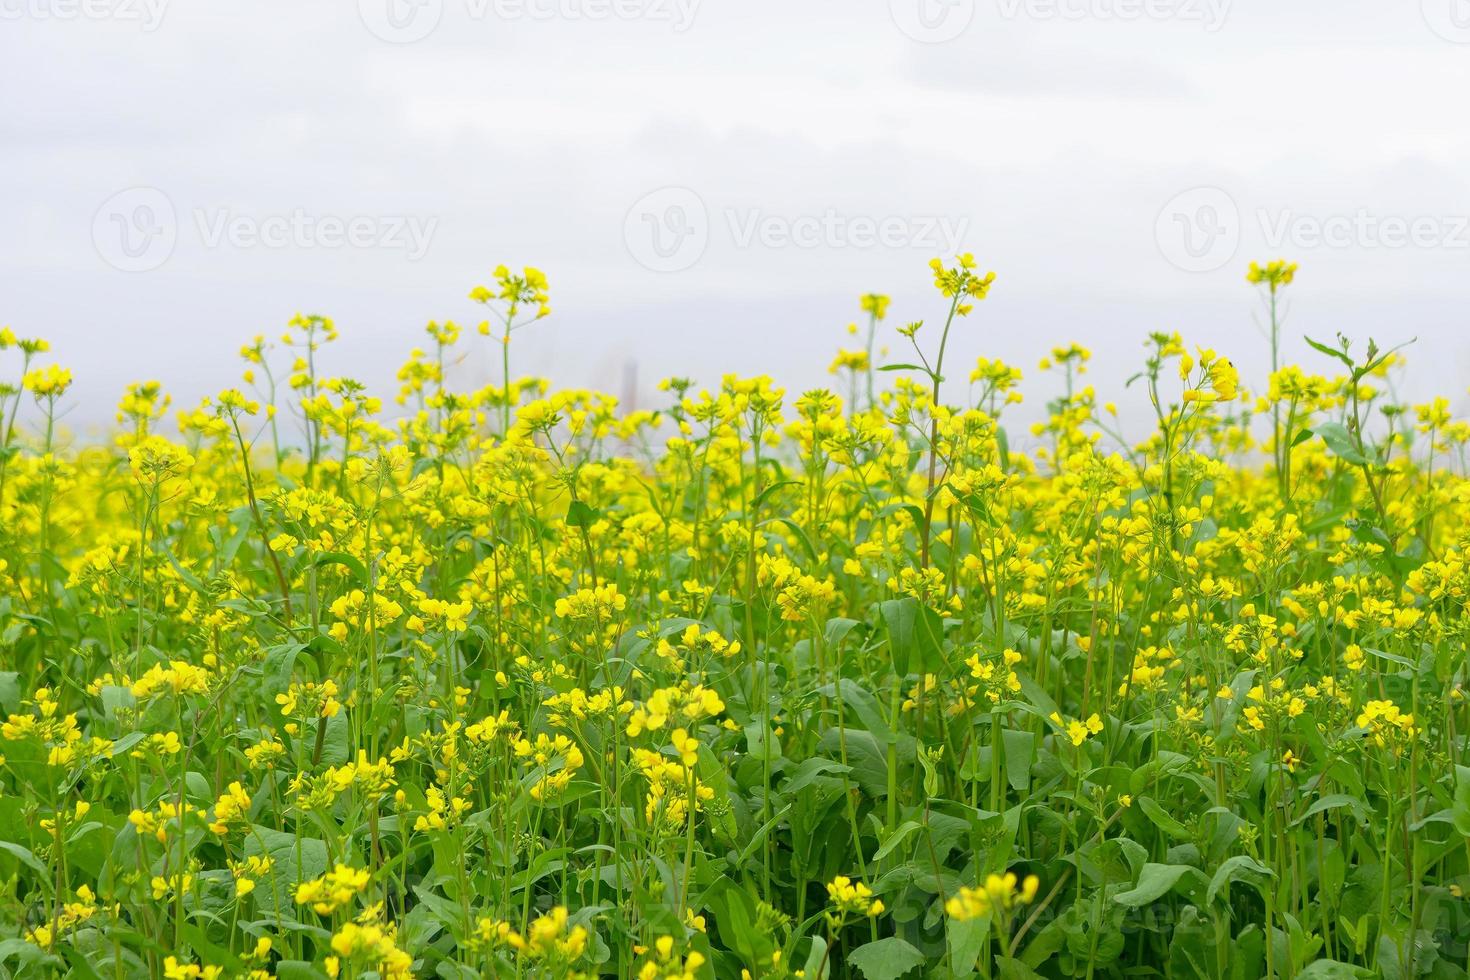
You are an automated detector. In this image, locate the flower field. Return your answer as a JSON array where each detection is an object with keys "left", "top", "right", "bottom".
[{"left": 3, "top": 258, "right": 1469, "bottom": 979}]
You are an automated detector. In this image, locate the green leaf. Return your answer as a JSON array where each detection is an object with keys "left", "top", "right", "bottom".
[
  {"left": 1114, "top": 863, "right": 1205, "bottom": 907},
  {"left": 947, "top": 915, "right": 989, "bottom": 974},
  {"left": 1296, "top": 959, "right": 1374, "bottom": 979},
  {"left": 817, "top": 728, "right": 888, "bottom": 796},
  {"left": 880, "top": 597, "right": 945, "bottom": 676},
  {"left": 773, "top": 517, "right": 821, "bottom": 565},
  {"left": 1002, "top": 728, "right": 1036, "bottom": 792},
  {"left": 707, "top": 880, "right": 776, "bottom": 967},
  {"left": 1138, "top": 797, "right": 1191, "bottom": 840},
  {"left": 996, "top": 958, "right": 1048, "bottom": 980},
  {"left": 565, "top": 499, "right": 600, "bottom": 528},
  {"left": 872, "top": 820, "right": 924, "bottom": 863},
  {"left": 1304, "top": 335, "right": 1355, "bottom": 371},
  {"left": 823, "top": 617, "right": 863, "bottom": 649},
  {"left": 1315, "top": 422, "right": 1369, "bottom": 466},
  {"left": 311, "top": 551, "right": 368, "bottom": 585},
  {"left": 243, "top": 826, "right": 329, "bottom": 914},
  {"left": 1206, "top": 855, "right": 1274, "bottom": 906},
  {"left": 752, "top": 480, "right": 801, "bottom": 512},
  {"left": 1167, "top": 905, "right": 1224, "bottom": 977},
  {"left": 802, "top": 936, "right": 831, "bottom": 980},
  {"left": 995, "top": 424, "right": 1012, "bottom": 470},
  {"left": 1363, "top": 646, "right": 1412, "bottom": 667},
  {"left": 100, "top": 684, "right": 136, "bottom": 720},
  {"left": 849, "top": 937, "right": 926, "bottom": 980},
  {"left": 0, "top": 840, "right": 47, "bottom": 876},
  {"left": 780, "top": 758, "right": 851, "bottom": 796},
  {"left": 821, "top": 679, "right": 894, "bottom": 745},
  {"left": 0, "top": 938, "right": 49, "bottom": 971},
  {"left": 744, "top": 721, "right": 781, "bottom": 762},
  {"left": 1355, "top": 338, "right": 1415, "bottom": 382},
  {"left": 1454, "top": 768, "right": 1470, "bottom": 837},
  {"left": 877, "top": 363, "right": 925, "bottom": 372},
  {"left": 1012, "top": 668, "right": 1061, "bottom": 724},
  {"left": 412, "top": 884, "right": 468, "bottom": 932},
  {"left": 1294, "top": 793, "right": 1371, "bottom": 827},
  {"left": 110, "top": 732, "right": 147, "bottom": 757}
]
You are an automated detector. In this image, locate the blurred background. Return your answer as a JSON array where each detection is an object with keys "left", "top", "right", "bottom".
[{"left": 2, "top": 0, "right": 1467, "bottom": 438}]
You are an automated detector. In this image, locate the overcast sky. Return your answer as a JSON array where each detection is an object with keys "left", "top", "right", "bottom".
[{"left": 3, "top": 0, "right": 1468, "bottom": 436}]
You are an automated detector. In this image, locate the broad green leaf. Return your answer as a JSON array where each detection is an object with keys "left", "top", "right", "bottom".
[
  {"left": 817, "top": 728, "right": 887, "bottom": 796},
  {"left": 872, "top": 820, "right": 924, "bottom": 863},
  {"left": 848, "top": 937, "right": 926, "bottom": 980},
  {"left": 1206, "top": 855, "right": 1274, "bottom": 906},
  {"left": 311, "top": 551, "right": 368, "bottom": 585},
  {"left": 820, "top": 679, "right": 894, "bottom": 745},
  {"left": 1315, "top": 422, "right": 1369, "bottom": 466},
  {"left": 780, "top": 757, "right": 851, "bottom": 795},
  {"left": 1114, "top": 862, "right": 1205, "bottom": 907},
  {"left": 243, "top": 825, "right": 329, "bottom": 914},
  {"left": 0, "top": 841, "right": 47, "bottom": 876},
  {"left": 881, "top": 596, "right": 945, "bottom": 676},
  {"left": 110, "top": 732, "right": 147, "bottom": 757},
  {"left": 1454, "top": 766, "right": 1470, "bottom": 837},
  {"left": 1296, "top": 960, "right": 1373, "bottom": 979},
  {"left": 1294, "top": 793, "right": 1371, "bottom": 827},
  {"left": 1002, "top": 728, "right": 1036, "bottom": 792},
  {"left": 565, "top": 499, "right": 600, "bottom": 528},
  {"left": 751, "top": 480, "right": 801, "bottom": 512},
  {"left": 274, "top": 963, "right": 332, "bottom": 980},
  {"left": 948, "top": 915, "right": 989, "bottom": 975},
  {"left": 996, "top": 957, "right": 1048, "bottom": 980},
  {"left": 1138, "top": 796, "right": 1190, "bottom": 840},
  {"left": 0, "top": 672, "right": 19, "bottom": 714}
]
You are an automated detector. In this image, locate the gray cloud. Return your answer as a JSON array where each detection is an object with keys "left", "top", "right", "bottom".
[{"left": 2, "top": 0, "right": 1468, "bottom": 430}]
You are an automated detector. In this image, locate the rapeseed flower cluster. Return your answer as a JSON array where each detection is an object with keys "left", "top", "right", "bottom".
[{"left": 0, "top": 257, "right": 1461, "bottom": 978}]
